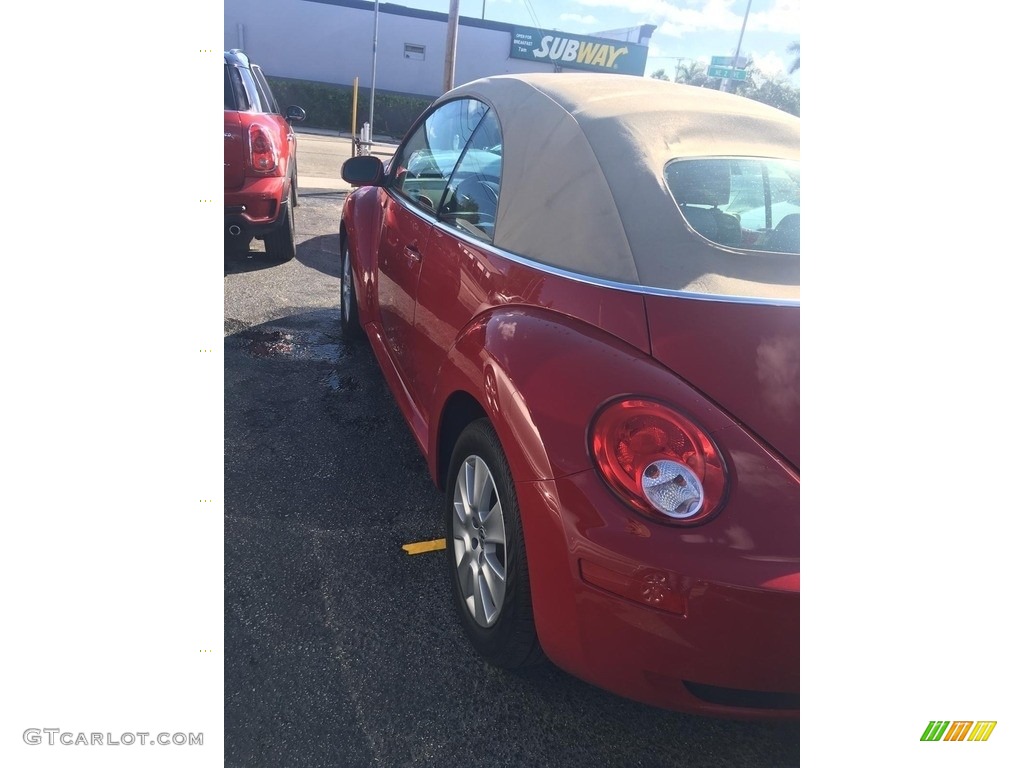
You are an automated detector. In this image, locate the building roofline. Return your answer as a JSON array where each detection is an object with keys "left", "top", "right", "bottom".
[{"left": 301, "top": 0, "right": 652, "bottom": 42}]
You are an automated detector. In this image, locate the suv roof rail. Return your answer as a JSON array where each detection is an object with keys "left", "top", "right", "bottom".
[{"left": 225, "top": 49, "right": 250, "bottom": 66}]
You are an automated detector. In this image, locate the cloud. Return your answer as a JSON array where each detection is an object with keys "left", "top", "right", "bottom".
[
  {"left": 656, "top": 21, "right": 688, "bottom": 38},
  {"left": 560, "top": 13, "right": 599, "bottom": 25},
  {"left": 749, "top": 49, "right": 787, "bottom": 77},
  {"left": 572, "top": 0, "right": 799, "bottom": 34},
  {"left": 749, "top": 1, "right": 800, "bottom": 33}
]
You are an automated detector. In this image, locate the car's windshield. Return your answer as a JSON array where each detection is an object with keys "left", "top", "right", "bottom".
[{"left": 665, "top": 157, "right": 799, "bottom": 255}]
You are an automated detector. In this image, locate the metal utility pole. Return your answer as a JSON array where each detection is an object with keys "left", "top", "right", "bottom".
[
  {"left": 482, "top": 0, "right": 486, "bottom": 19},
  {"left": 443, "top": 0, "right": 460, "bottom": 92},
  {"left": 350, "top": 77, "right": 358, "bottom": 153},
  {"left": 720, "top": 0, "right": 752, "bottom": 92},
  {"left": 368, "top": 0, "right": 380, "bottom": 143}
]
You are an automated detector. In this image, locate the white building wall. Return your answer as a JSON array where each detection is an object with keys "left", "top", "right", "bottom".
[{"left": 224, "top": 0, "right": 638, "bottom": 98}]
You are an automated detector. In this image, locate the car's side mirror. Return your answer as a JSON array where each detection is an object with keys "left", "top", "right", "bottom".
[
  {"left": 285, "top": 105, "right": 306, "bottom": 122},
  {"left": 342, "top": 156, "right": 385, "bottom": 187}
]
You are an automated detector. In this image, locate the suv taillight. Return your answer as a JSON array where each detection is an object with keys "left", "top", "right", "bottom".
[
  {"left": 590, "top": 398, "right": 726, "bottom": 524},
  {"left": 248, "top": 124, "right": 278, "bottom": 173}
]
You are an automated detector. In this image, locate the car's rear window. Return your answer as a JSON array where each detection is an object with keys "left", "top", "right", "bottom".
[
  {"left": 224, "top": 64, "right": 249, "bottom": 111},
  {"left": 665, "top": 158, "right": 800, "bottom": 254}
]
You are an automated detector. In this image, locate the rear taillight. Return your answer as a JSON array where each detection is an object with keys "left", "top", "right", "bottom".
[
  {"left": 248, "top": 124, "right": 278, "bottom": 173},
  {"left": 590, "top": 398, "right": 726, "bottom": 524}
]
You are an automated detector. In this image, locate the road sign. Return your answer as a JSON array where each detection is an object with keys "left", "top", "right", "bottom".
[
  {"left": 707, "top": 65, "right": 748, "bottom": 81},
  {"left": 711, "top": 55, "right": 748, "bottom": 68}
]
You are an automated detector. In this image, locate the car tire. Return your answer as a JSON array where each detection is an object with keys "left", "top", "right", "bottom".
[
  {"left": 445, "top": 419, "right": 543, "bottom": 670},
  {"left": 340, "top": 239, "right": 364, "bottom": 342},
  {"left": 264, "top": 196, "right": 296, "bottom": 262}
]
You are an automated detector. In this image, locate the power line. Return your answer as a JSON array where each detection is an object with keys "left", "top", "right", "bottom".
[{"left": 520, "top": 0, "right": 541, "bottom": 29}]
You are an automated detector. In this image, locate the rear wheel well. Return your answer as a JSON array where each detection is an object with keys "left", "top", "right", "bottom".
[{"left": 437, "top": 391, "right": 487, "bottom": 487}]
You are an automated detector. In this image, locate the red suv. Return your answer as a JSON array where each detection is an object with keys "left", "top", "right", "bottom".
[{"left": 224, "top": 49, "right": 306, "bottom": 260}]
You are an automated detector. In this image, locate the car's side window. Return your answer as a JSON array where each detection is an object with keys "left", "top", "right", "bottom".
[
  {"left": 438, "top": 109, "right": 503, "bottom": 243},
  {"left": 388, "top": 99, "right": 487, "bottom": 214},
  {"left": 665, "top": 157, "right": 800, "bottom": 254},
  {"left": 251, "top": 65, "right": 281, "bottom": 115}
]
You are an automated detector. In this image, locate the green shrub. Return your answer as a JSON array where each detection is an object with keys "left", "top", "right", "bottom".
[{"left": 266, "top": 76, "right": 433, "bottom": 139}]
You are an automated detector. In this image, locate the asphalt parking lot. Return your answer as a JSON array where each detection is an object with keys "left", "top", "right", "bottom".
[{"left": 223, "top": 130, "right": 800, "bottom": 768}]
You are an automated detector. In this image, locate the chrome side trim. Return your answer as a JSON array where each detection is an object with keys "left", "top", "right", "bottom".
[{"left": 385, "top": 191, "right": 800, "bottom": 308}]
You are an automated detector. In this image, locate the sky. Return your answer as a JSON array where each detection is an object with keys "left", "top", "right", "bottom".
[{"left": 390, "top": 0, "right": 800, "bottom": 85}]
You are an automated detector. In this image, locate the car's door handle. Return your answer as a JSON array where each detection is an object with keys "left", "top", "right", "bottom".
[{"left": 404, "top": 244, "right": 422, "bottom": 263}]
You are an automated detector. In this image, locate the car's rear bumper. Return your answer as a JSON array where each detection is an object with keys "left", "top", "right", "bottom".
[
  {"left": 225, "top": 176, "right": 287, "bottom": 239},
  {"left": 517, "top": 470, "right": 799, "bottom": 720}
]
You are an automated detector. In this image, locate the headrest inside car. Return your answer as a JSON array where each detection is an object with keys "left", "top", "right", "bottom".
[{"left": 666, "top": 160, "right": 731, "bottom": 208}]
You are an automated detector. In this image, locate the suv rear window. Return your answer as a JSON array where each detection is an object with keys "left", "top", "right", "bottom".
[
  {"left": 665, "top": 158, "right": 800, "bottom": 254},
  {"left": 225, "top": 62, "right": 276, "bottom": 114},
  {"left": 224, "top": 64, "right": 249, "bottom": 111}
]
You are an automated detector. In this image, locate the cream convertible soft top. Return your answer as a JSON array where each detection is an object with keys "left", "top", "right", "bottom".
[{"left": 439, "top": 74, "right": 800, "bottom": 300}]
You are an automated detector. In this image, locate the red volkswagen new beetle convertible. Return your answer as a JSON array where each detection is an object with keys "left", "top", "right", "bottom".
[{"left": 339, "top": 74, "right": 799, "bottom": 719}]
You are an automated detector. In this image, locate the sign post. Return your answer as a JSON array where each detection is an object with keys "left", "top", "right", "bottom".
[
  {"left": 350, "top": 77, "right": 358, "bottom": 157},
  {"left": 443, "top": 0, "right": 460, "bottom": 91},
  {"left": 719, "top": 0, "right": 753, "bottom": 91}
]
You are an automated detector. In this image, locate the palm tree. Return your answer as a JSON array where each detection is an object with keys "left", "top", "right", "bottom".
[
  {"left": 787, "top": 42, "right": 800, "bottom": 75},
  {"left": 675, "top": 60, "right": 707, "bottom": 86}
]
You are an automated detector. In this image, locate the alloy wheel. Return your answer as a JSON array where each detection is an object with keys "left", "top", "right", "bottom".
[{"left": 452, "top": 455, "right": 508, "bottom": 627}]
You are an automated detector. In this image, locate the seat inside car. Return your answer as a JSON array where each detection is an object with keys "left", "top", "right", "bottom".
[
  {"left": 764, "top": 213, "right": 799, "bottom": 253},
  {"left": 441, "top": 177, "right": 500, "bottom": 237},
  {"left": 667, "top": 161, "right": 741, "bottom": 247}
]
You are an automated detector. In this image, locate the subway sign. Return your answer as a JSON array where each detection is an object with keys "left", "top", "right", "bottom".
[{"left": 510, "top": 27, "right": 648, "bottom": 76}]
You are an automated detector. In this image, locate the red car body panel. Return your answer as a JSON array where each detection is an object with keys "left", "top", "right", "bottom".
[
  {"left": 224, "top": 175, "right": 286, "bottom": 229},
  {"left": 223, "top": 111, "right": 246, "bottom": 191},
  {"left": 645, "top": 296, "right": 800, "bottom": 469},
  {"left": 519, "top": 472, "right": 798, "bottom": 719}
]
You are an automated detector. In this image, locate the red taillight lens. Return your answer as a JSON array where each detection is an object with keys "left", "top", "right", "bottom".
[
  {"left": 590, "top": 398, "right": 726, "bottom": 524},
  {"left": 248, "top": 125, "right": 278, "bottom": 173}
]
